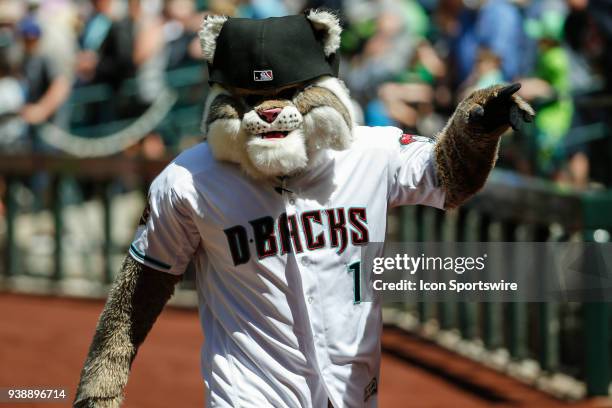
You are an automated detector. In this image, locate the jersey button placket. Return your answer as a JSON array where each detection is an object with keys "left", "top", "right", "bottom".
[
  {"left": 284, "top": 191, "right": 297, "bottom": 216},
  {"left": 288, "top": 192, "right": 297, "bottom": 207},
  {"left": 303, "top": 258, "right": 332, "bottom": 371}
]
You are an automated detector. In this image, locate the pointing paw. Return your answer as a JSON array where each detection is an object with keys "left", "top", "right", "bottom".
[{"left": 464, "top": 83, "right": 535, "bottom": 132}]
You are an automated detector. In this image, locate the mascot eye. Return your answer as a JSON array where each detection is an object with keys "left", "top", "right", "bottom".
[
  {"left": 241, "top": 86, "right": 303, "bottom": 107},
  {"left": 244, "top": 94, "right": 264, "bottom": 107},
  {"left": 276, "top": 87, "right": 299, "bottom": 100}
]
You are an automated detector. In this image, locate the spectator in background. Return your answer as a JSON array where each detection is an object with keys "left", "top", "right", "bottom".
[
  {"left": 75, "top": 0, "right": 115, "bottom": 85},
  {"left": 564, "top": 0, "right": 612, "bottom": 187},
  {"left": 450, "top": 0, "right": 525, "bottom": 86},
  {"left": 518, "top": 10, "right": 573, "bottom": 179},
  {"left": 584, "top": 0, "right": 612, "bottom": 94},
  {"left": 129, "top": 0, "right": 172, "bottom": 157},
  {"left": 19, "top": 0, "right": 78, "bottom": 72},
  {"left": 564, "top": 0, "right": 602, "bottom": 93},
  {"left": 0, "top": 29, "right": 25, "bottom": 151},
  {"left": 342, "top": 0, "right": 429, "bottom": 103},
  {"left": 35, "top": 0, "right": 79, "bottom": 88},
  {"left": 459, "top": 47, "right": 504, "bottom": 97},
  {"left": 132, "top": 0, "right": 165, "bottom": 105},
  {"left": 131, "top": 0, "right": 204, "bottom": 158},
  {"left": 76, "top": 0, "right": 137, "bottom": 122},
  {"left": 162, "top": 0, "right": 202, "bottom": 69},
  {"left": 18, "top": 16, "right": 70, "bottom": 148},
  {"left": 365, "top": 40, "right": 447, "bottom": 136},
  {"left": 132, "top": 0, "right": 203, "bottom": 103}
]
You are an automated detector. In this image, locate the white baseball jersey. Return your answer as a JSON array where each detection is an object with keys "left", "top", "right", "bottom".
[{"left": 129, "top": 126, "right": 445, "bottom": 408}]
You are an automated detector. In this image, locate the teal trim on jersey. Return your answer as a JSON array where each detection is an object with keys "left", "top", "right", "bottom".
[{"left": 129, "top": 244, "right": 171, "bottom": 270}]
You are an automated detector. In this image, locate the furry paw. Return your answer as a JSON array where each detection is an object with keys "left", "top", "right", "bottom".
[{"left": 463, "top": 83, "right": 535, "bottom": 132}]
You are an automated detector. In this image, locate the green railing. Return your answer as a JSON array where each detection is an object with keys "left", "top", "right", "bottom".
[
  {"left": 391, "top": 169, "right": 612, "bottom": 398},
  {"left": 0, "top": 155, "right": 166, "bottom": 285}
]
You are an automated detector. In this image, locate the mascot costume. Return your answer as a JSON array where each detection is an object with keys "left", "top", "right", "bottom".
[{"left": 74, "top": 10, "right": 534, "bottom": 408}]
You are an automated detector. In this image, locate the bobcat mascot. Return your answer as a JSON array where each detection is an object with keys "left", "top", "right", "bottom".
[{"left": 74, "top": 10, "right": 534, "bottom": 408}]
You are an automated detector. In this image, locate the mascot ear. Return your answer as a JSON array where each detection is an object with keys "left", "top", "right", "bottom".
[
  {"left": 199, "top": 15, "right": 229, "bottom": 64},
  {"left": 306, "top": 9, "right": 342, "bottom": 57}
]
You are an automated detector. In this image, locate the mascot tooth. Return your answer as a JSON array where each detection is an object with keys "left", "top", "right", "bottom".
[{"left": 74, "top": 9, "right": 534, "bottom": 408}]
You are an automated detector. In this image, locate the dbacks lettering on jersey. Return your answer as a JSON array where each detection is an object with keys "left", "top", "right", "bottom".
[{"left": 224, "top": 207, "right": 369, "bottom": 266}]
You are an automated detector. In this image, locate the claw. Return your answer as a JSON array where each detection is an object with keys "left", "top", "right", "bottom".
[
  {"left": 498, "top": 83, "right": 521, "bottom": 99},
  {"left": 509, "top": 106, "right": 520, "bottom": 130}
]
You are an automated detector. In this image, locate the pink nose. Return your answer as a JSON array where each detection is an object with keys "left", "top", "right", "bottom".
[{"left": 257, "top": 108, "right": 282, "bottom": 123}]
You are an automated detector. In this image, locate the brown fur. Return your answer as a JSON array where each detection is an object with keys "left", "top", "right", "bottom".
[
  {"left": 255, "top": 99, "right": 292, "bottom": 111},
  {"left": 73, "top": 257, "right": 180, "bottom": 407},
  {"left": 434, "top": 85, "right": 534, "bottom": 209},
  {"left": 207, "top": 94, "right": 244, "bottom": 125},
  {"left": 210, "top": 86, "right": 350, "bottom": 127},
  {"left": 293, "top": 86, "right": 351, "bottom": 127}
]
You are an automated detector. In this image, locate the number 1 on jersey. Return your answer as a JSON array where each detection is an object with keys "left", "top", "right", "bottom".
[{"left": 348, "top": 261, "right": 361, "bottom": 304}]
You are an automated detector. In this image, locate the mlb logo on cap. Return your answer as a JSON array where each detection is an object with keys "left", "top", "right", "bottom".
[{"left": 254, "top": 70, "right": 273, "bottom": 82}]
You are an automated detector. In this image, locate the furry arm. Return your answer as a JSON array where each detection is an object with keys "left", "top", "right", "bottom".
[
  {"left": 73, "top": 256, "right": 181, "bottom": 408},
  {"left": 434, "top": 83, "right": 535, "bottom": 209}
]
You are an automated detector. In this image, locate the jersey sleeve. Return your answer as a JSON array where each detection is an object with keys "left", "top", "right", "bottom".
[
  {"left": 387, "top": 132, "right": 446, "bottom": 209},
  {"left": 129, "top": 174, "right": 200, "bottom": 275}
]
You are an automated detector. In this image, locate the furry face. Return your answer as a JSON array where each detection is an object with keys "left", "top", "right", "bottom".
[
  {"left": 203, "top": 76, "right": 354, "bottom": 179},
  {"left": 200, "top": 10, "right": 353, "bottom": 179}
]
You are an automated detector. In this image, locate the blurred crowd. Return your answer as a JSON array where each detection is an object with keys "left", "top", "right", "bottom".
[
  {"left": 0, "top": 0, "right": 611, "bottom": 188},
  {"left": 338, "top": 0, "right": 612, "bottom": 188}
]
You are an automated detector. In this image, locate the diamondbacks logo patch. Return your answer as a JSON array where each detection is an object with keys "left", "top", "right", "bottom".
[
  {"left": 254, "top": 70, "right": 273, "bottom": 81},
  {"left": 399, "top": 134, "right": 434, "bottom": 145},
  {"left": 399, "top": 134, "right": 415, "bottom": 145}
]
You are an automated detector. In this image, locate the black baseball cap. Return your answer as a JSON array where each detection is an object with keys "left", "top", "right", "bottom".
[{"left": 208, "top": 14, "right": 339, "bottom": 91}]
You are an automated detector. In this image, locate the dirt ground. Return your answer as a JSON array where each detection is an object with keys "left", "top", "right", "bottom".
[{"left": 0, "top": 293, "right": 607, "bottom": 408}]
